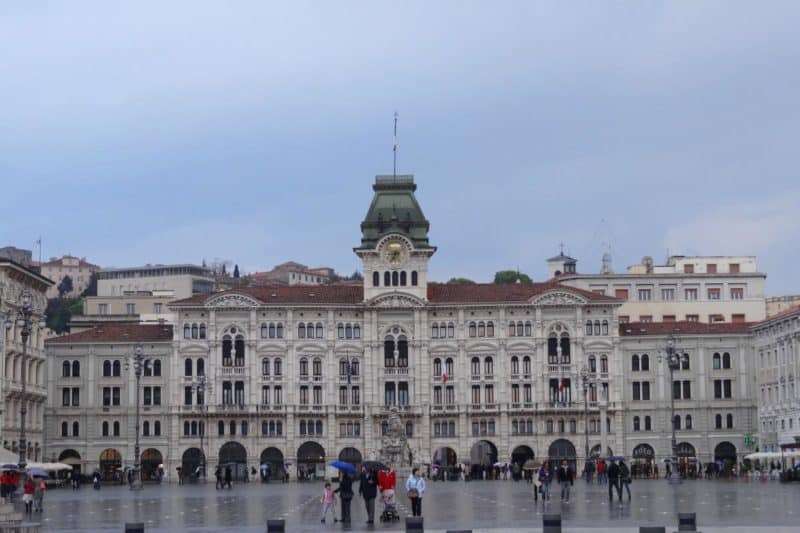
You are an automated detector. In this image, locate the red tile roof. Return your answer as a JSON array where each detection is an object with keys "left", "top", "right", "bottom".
[
  {"left": 170, "top": 281, "right": 618, "bottom": 306},
  {"left": 619, "top": 321, "right": 753, "bottom": 336},
  {"left": 754, "top": 305, "right": 800, "bottom": 327},
  {"left": 46, "top": 323, "right": 173, "bottom": 344}
]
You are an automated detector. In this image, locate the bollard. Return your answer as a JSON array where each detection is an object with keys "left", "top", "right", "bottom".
[
  {"left": 640, "top": 527, "right": 666, "bottom": 533},
  {"left": 677, "top": 513, "right": 697, "bottom": 531},
  {"left": 543, "top": 513, "right": 561, "bottom": 533},
  {"left": 266, "top": 519, "right": 285, "bottom": 533},
  {"left": 124, "top": 523, "right": 145, "bottom": 533},
  {"left": 405, "top": 516, "right": 424, "bottom": 531}
]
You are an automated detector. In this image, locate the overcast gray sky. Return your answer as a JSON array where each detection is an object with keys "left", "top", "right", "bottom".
[{"left": 2, "top": 2, "right": 798, "bottom": 295}]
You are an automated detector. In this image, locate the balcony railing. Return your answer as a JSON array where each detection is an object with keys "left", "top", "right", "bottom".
[
  {"left": 338, "top": 375, "right": 361, "bottom": 384},
  {"left": 217, "top": 367, "right": 248, "bottom": 377},
  {"left": 547, "top": 364, "right": 574, "bottom": 373},
  {"left": 384, "top": 367, "right": 410, "bottom": 376}
]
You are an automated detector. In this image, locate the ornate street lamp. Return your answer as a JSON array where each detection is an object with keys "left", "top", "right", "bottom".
[
  {"left": 193, "top": 374, "right": 211, "bottom": 480},
  {"left": 127, "top": 343, "right": 146, "bottom": 490},
  {"left": 658, "top": 334, "right": 689, "bottom": 484},
  {"left": 580, "top": 365, "right": 591, "bottom": 467},
  {"left": 4, "top": 289, "right": 46, "bottom": 470}
]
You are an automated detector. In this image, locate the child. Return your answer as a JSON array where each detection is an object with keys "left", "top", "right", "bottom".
[{"left": 320, "top": 482, "right": 337, "bottom": 523}]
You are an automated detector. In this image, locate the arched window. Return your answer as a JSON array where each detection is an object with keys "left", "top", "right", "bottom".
[
  {"left": 185, "top": 359, "right": 192, "bottom": 377},
  {"left": 153, "top": 360, "right": 161, "bottom": 376},
  {"left": 433, "top": 358, "right": 442, "bottom": 376},
  {"left": 726, "top": 413, "right": 733, "bottom": 428},
  {"left": 155, "top": 421, "right": 161, "bottom": 436},
  {"left": 681, "top": 353, "right": 690, "bottom": 370},
  {"left": 508, "top": 322, "right": 516, "bottom": 337},
  {"left": 445, "top": 358, "right": 454, "bottom": 376},
  {"left": 268, "top": 323, "right": 276, "bottom": 338},
  {"left": 261, "top": 421, "right": 268, "bottom": 435},
  {"left": 113, "top": 421, "right": 120, "bottom": 436},
  {"left": 71, "top": 361, "right": 80, "bottom": 377},
  {"left": 602, "top": 320, "right": 609, "bottom": 335},
  {"left": 229, "top": 421, "right": 236, "bottom": 436},
  {"left": 351, "top": 358, "right": 360, "bottom": 376},
  {"left": 197, "top": 358, "right": 205, "bottom": 376},
  {"left": 274, "top": 358, "right": 282, "bottom": 376},
  {"left": 411, "top": 271, "right": 418, "bottom": 286},
  {"left": 471, "top": 357, "right": 480, "bottom": 376},
  {"left": 384, "top": 271, "right": 391, "bottom": 286},
  {"left": 515, "top": 322, "right": 523, "bottom": 337},
  {"left": 315, "top": 420, "right": 323, "bottom": 435},
  {"left": 353, "top": 324, "right": 361, "bottom": 339},
  {"left": 633, "top": 416, "right": 640, "bottom": 431},
  {"left": 199, "top": 323, "right": 206, "bottom": 339},
  {"left": 102, "top": 421, "right": 109, "bottom": 436},
  {"left": 315, "top": 323, "right": 323, "bottom": 338},
  {"left": 588, "top": 355, "right": 596, "bottom": 373},
  {"left": 262, "top": 358, "right": 270, "bottom": 376},
  {"left": 312, "top": 358, "right": 322, "bottom": 377},
  {"left": 431, "top": 323, "right": 439, "bottom": 338},
  {"left": 242, "top": 421, "right": 248, "bottom": 436},
  {"left": 261, "top": 323, "right": 268, "bottom": 338},
  {"left": 102, "top": 360, "right": 111, "bottom": 377},
  {"left": 373, "top": 272, "right": 380, "bottom": 286},
  {"left": 222, "top": 335, "right": 232, "bottom": 364},
  {"left": 594, "top": 321, "right": 601, "bottom": 336},
  {"left": 641, "top": 354, "right": 649, "bottom": 371},
  {"left": 631, "top": 354, "right": 640, "bottom": 371},
  {"left": 585, "top": 320, "right": 593, "bottom": 336},
  {"left": 484, "top": 356, "right": 494, "bottom": 376},
  {"left": 560, "top": 335, "right": 571, "bottom": 362},
  {"left": 338, "top": 323, "right": 345, "bottom": 339},
  {"left": 469, "top": 322, "right": 477, "bottom": 337},
  {"left": 600, "top": 356, "right": 608, "bottom": 373},
  {"left": 673, "top": 415, "right": 681, "bottom": 430},
  {"left": 190, "top": 421, "right": 197, "bottom": 435},
  {"left": 644, "top": 416, "right": 651, "bottom": 431},
  {"left": 722, "top": 352, "right": 731, "bottom": 369},
  {"left": 715, "top": 414, "right": 722, "bottom": 428},
  {"left": 487, "top": 321, "right": 494, "bottom": 337},
  {"left": 400, "top": 271, "right": 407, "bottom": 286},
  {"left": 405, "top": 421, "right": 413, "bottom": 437},
  {"left": 299, "top": 358, "right": 308, "bottom": 376},
  {"left": 510, "top": 356, "right": 519, "bottom": 375},
  {"left": 392, "top": 271, "right": 399, "bottom": 286},
  {"left": 61, "top": 422, "right": 68, "bottom": 437},
  {"left": 183, "top": 324, "right": 190, "bottom": 339},
  {"left": 523, "top": 356, "right": 531, "bottom": 375},
  {"left": 478, "top": 322, "right": 485, "bottom": 337},
  {"left": 298, "top": 323, "right": 306, "bottom": 339},
  {"left": 218, "top": 421, "right": 225, "bottom": 436},
  {"left": 62, "top": 361, "right": 71, "bottom": 377},
  {"left": 276, "top": 323, "right": 284, "bottom": 338},
  {"left": 558, "top": 419, "right": 565, "bottom": 433},
  {"left": 524, "top": 321, "right": 532, "bottom": 336},
  {"left": 713, "top": 352, "right": 721, "bottom": 369},
  {"left": 685, "top": 414, "right": 692, "bottom": 429},
  {"left": 192, "top": 323, "right": 198, "bottom": 339},
  {"left": 142, "top": 421, "right": 149, "bottom": 436}
]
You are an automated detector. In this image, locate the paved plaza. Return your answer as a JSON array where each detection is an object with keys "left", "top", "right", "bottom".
[{"left": 15, "top": 477, "right": 800, "bottom": 532}]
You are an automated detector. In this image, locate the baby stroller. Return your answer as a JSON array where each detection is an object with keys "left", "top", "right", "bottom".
[{"left": 379, "top": 488, "right": 400, "bottom": 522}]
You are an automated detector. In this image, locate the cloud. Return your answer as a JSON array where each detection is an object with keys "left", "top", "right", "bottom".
[{"left": 663, "top": 194, "right": 800, "bottom": 256}]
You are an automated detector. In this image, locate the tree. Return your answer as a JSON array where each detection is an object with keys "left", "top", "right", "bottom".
[
  {"left": 221, "top": 264, "right": 227, "bottom": 275},
  {"left": 494, "top": 270, "right": 532, "bottom": 284},
  {"left": 447, "top": 277, "right": 475, "bottom": 284},
  {"left": 80, "top": 272, "right": 98, "bottom": 298},
  {"left": 58, "top": 275, "right": 74, "bottom": 298},
  {"left": 350, "top": 270, "right": 363, "bottom": 281},
  {"left": 233, "top": 264, "right": 240, "bottom": 278},
  {"left": 45, "top": 298, "right": 72, "bottom": 334}
]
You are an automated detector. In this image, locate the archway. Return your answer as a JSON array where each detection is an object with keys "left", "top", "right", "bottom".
[
  {"left": 297, "top": 441, "right": 326, "bottom": 481},
  {"left": 260, "top": 447, "right": 284, "bottom": 480},
  {"left": 714, "top": 442, "right": 737, "bottom": 473},
  {"left": 219, "top": 441, "right": 248, "bottom": 481},
  {"left": 181, "top": 448, "right": 205, "bottom": 480},
  {"left": 433, "top": 447, "right": 457, "bottom": 466},
  {"left": 676, "top": 442, "right": 696, "bottom": 458},
  {"left": 338, "top": 447, "right": 362, "bottom": 468},
  {"left": 548, "top": 439, "right": 577, "bottom": 469},
  {"left": 59, "top": 449, "right": 82, "bottom": 474},
  {"left": 140, "top": 448, "right": 163, "bottom": 482},
  {"left": 99, "top": 448, "right": 121, "bottom": 482},
  {"left": 589, "top": 444, "right": 614, "bottom": 459},
  {"left": 632, "top": 443, "right": 655, "bottom": 478},
  {"left": 469, "top": 440, "right": 498, "bottom": 479},
  {"left": 511, "top": 445, "right": 534, "bottom": 466}
]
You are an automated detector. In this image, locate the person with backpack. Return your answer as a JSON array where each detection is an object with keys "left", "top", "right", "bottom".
[{"left": 618, "top": 459, "right": 631, "bottom": 501}]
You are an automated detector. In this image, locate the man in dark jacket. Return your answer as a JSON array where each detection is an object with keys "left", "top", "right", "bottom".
[
  {"left": 334, "top": 472, "right": 354, "bottom": 524},
  {"left": 607, "top": 460, "right": 621, "bottom": 501},
  {"left": 557, "top": 460, "right": 573, "bottom": 503},
  {"left": 359, "top": 467, "right": 378, "bottom": 524}
]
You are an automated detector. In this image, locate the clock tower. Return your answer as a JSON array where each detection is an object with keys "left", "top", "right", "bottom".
[{"left": 355, "top": 175, "right": 436, "bottom": 302}]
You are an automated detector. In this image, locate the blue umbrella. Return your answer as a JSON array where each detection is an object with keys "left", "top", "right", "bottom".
[
  {"left": 606, "top": 456, "right": 625, "bottom": 462},
  {"left": 329, "top": 461, "right": 356, "bottom": 474},
  {"left": 27, "top": 467, "right": 48, "bottom": 478},
  {"left": 1, "top": 464, "right": 18, "bottom": 471}
]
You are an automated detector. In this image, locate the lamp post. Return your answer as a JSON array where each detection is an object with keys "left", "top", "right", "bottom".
[
  {"left": 4, "top": 289, "right": 46, "bottom": 470},
  {"left": 194, "top": 374, "right": 211, "bottom": 480},
  {"left": 658, "top": 334, "right": 689, "bottom": 484},
  {"left": 580, "top": 365, "right": 590, "bottom": 469},
  {"left": 128, "top": 343, "right": 145, "bottom": 490}
]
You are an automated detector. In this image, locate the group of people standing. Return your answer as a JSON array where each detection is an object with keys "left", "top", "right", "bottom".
[{"left": 534, "top": 458, "right": 632, "bottom": 506}]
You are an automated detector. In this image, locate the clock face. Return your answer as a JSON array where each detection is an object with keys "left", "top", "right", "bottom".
[{"left": 383, "top": 241, "right": 406, "bottom": 266}]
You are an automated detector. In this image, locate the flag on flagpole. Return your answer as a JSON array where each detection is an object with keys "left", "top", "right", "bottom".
[
  {"left": 346, "top": 355, "right": 352, "bottom": 385},
  {"left": 559, "top": 377, "right": 565, "bottom": 391},
  {"left": 442, "top": 371, "right": 447, "bottom": 384}
]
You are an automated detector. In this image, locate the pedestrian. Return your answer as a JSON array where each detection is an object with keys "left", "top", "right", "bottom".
[
  {"left": 596, "top": 459, "right": 605, "bottom": 484},
  {"left": 359, "top": 466, "right": 378, "bottom": 524},
  {"left": 557, "top": 460, "right": 573, "bottom": 503},
  {"left": 532, "top": 469, "right": 540, "bottom": 502},
  {"left": 538, "top": 461, "right": 553, "bottom": 502},
  {"left": 0, "top": 471, "right": 10, "bottom": 503},
  {"left": 214, "top": 466, "right": 223, "bottom": 489},
  {"left": 607, "top": 459, "right": 621, "bottom": 502},
  {"left": 405, "top": 467, "right": 426, "bottom": 517},
  {"left": 320, "top": 481, "right": 338, "bottom": 523},
  {"left": 334, "top": 471, "right": 354, "bottom": 524},
  {"left": 22, "top": 476, "right": 34, "bottom": 515},
  {"left": 33, "top": 477, "right": 45, "bottom": 512},
  {"left": 92, "top": 472, "right": 101, "bottom": 490},
  {"left": 665, "top": 461, "right": 671, "bottom": 479},
  {"left": 618, "top": 459, "right": 631, "bottom": 501},
  {"left": 224, "top": 466, "right": 232, "bottom": 489}
]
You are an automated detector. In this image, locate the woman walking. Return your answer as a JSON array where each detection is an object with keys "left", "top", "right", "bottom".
[
  {"left": 334, "top": 471, "right": 354, "bottom": 524},
  {"left": 538, "top": 461, "right": 553, "bottom": 502},
  {"left": 405, "top": 468, "right": 426, "bottom": 517}
]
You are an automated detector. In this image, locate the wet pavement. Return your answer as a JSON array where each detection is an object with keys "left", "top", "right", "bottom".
[{"left": 20, "top": 477, "right": 800, "bottom": 531}]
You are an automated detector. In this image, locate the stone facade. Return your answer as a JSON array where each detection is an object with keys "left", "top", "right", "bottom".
[{"left": 38, "top": 255, "right": 98, "bottom": 299}]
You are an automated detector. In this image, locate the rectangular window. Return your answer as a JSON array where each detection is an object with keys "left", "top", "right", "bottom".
[
  {"left": 102, "top": 387, "right": 111, "bottom": 406},
  {"left": 686, "top": 314, "right": 699, "bottom": 322},
  {"left": 153, "top": 303, "right": 162, "bottom": 314},
  {"left": 638, "top": 289, "right": 652, "bottom": 301},
  {"left": 684, "top": 264, "right": 694, "bottom": 273},
  {"left": 661, "top": 288, "right": 675, "bottom": 301},
  {"left": 618, "top": 316, "right": 630, "bottom": 324},
  {"left": 300, "top": 386, "right": 309, "bottom": 405},
  {"left": 126, "top": 303, "right": 136, "bottom": 315},
  {"left": 471, "top": 385, "right": 481, "bottom": 405},
  {"left": 112, "top": 387, "right": 120, "bottom": 406},
  {"left": 642, "top": 382, "right": 650, "bottom": 401},
  {"left": 144, "top": 387, "right": 152, "bottom": 405},
  {"left": 723, "top": 379, "right": 732, "bottom": 398},
  {"left": 63, "top": 388, "right": 71, "bottom": 406},
  {"left": 706, "top": 263, "right": 717, "bottom": 274},
  {"left": 615, "top": 289, "right": 629, "bottom": 299},
  {"left": 71, "top": 388, "right": 79, "bottom": 406},
  {"left": 185, "top": 386, "right": 192, "bottom": 405},
  {"left": 485, "top": 385, "right": 494, "bottom": 404},
  {"left": 709, "top": 314, "right": 724, "bottom": 323},
  {"left": 663, "top": 315, "right": 676, "bottom": 322},
  {"left": 731, "top": 314, "right": 746, "bottom": 323},
  {"left": 153, "top": 386, "right": 162, "bottom": 405},
  {"left": 683, "top": 381, "right": 691, "bottom": 400},
  {"left": 685, "top": 288, "right": 698, "bottom": 300},
  {"left": 730, "top": 288, "right": 744, "bottom": 300},
  {"left": 632, "top": 382, "right": 641, "bottom": 401},
  {"left": 98, "top": 303, "right": 108, "bottom": 315},
  {"left": 639, "top": 315, "right": 652, "bottom": 323},
  {"left": 673, "top": 380, "right": 681, "bottom": 400},
  {"left": 708, "top": 288, "right": 721, "bottom": 300},
  {"left": 714, "top": 380, "right": 722, "bottom": 399},
  {"left": 445, "top": 386, "right": 454, "bottom": 404},
  {"left": 729, "top": 263, "right": 740, "bottom": 273}
]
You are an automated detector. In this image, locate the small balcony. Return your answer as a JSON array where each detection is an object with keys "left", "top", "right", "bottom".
[
  {"left": 384, "top": 367, "right": 410, "bottom": 376},
  {"left": 217, "top": 367, "right": 248, "bottom": 377},
  {"left": 547, "top": 364, "right": 575, "bottom": 374},
  {"left": 338, "top": 375, "right": 361, "bottom": 384}
]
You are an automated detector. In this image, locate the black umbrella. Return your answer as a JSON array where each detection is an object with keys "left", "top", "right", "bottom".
[{"left": 362, "top": 461, "right": 387, "bottom": 471}]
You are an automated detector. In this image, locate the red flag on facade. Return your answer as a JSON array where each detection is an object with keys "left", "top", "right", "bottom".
[
  {"left": 559, "top": 377, "right": 565, "bottom": 391},
  {"left": 442, "top": 371, "right": 448, "bottom": 384}
]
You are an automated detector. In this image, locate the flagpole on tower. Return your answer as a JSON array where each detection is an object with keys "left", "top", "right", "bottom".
[{"left": 393, "top": 111, "right": 398, "bottom": 178}]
